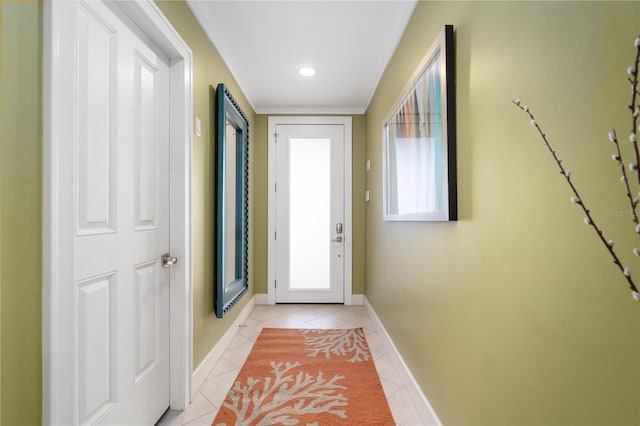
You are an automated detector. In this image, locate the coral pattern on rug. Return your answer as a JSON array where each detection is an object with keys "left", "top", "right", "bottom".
[
  {"left": 212, "top": 328, "right": 395, "bottom": 426},
  {"left": 301, "top": 329, "right": 370, "bottom": 362},
  {"left": 220, "top": 361, "right": 347, "bottom": 426}
]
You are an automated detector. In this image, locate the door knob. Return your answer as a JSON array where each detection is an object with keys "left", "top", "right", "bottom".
[
  {"left": 162, "top": 253, "right": 178, "bottom": 268},
  {"left": 332, "top": 236, "right": 343, "bottom": 243}
]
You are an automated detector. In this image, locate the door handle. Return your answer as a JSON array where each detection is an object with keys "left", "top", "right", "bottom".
[
  {"left": 162, "top": 253, "right": 178, "bottom": 268},
  {"left": 332, "top": 236, "right": 343, "bottom": 243}
]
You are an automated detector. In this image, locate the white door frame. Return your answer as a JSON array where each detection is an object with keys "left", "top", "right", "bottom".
[
  {"left": 267, "top": 116, "right": 352, "bottom": 305},
  {"left": 42, "top": 1, "right": 194, "bottom": 423}
]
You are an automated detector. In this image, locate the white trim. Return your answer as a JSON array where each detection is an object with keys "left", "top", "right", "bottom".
[
  {"left": 254, "top": 293, "right": 269, "bottom": 305},
  {"left": 364, "top": 297, "right": 442, "bottom": 426},
  {"left": 267, "top": 116, "right": 353, "bottom": 305},
  {"left": 191, "top": 295, "right": 256, "bottom": 397},
  {"left": 43, "top": 1, "right": 194, "bottom": 422},
  {"left": 343, "top": 118, "right": 353, "bottom": 306},
  {"left": 42, "top": 4, "right": 59, "bottom": 421},
  {"left": 267, "top": 117, "right": 276, "bottom": 305},
  {"left": 351, "top": 294, "right": 365, "bottom": 305},
  {"left": 257, "top": 106, "right": 365, "bottom": 115}
]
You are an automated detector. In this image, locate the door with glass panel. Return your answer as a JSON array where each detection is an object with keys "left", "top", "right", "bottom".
[{"left": 275, "top": 124, "right": 345, "bottom": 303}]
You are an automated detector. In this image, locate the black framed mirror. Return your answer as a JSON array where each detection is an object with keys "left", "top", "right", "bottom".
[
  {"left": 382, "top": 25, "right": 457, "bottom": 221},
  {"left": 214, "top": 83, "right": 249, "bottom": 318}
]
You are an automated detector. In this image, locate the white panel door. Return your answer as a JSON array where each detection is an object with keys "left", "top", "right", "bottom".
[
  {"left": 275, "top": 125, "right": 345, "bottom": 303},
  {"left": 59, "top": 2, "right": 171, "bottom": 424}
]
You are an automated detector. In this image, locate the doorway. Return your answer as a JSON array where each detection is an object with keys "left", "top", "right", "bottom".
[
  {"left": 268, "top": 117, "right": 353, "bottom": 304},
  {"left": 43, "top": 1, "right": 193, "bottom": 423}
]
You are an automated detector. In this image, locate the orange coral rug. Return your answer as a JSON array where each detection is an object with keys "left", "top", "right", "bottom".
[{"left": 212, "top": 328, "right": 396, "bottom": 426}]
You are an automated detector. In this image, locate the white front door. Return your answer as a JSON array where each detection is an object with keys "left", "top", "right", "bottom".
[
  {"left": 274, "top": 124, "right": 347, "bottom": 303},
  {"left": 52, "top": 2, "right": 171, "bottom": 424}
]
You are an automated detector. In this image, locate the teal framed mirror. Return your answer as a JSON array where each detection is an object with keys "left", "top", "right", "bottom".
[{"left": 214, "top": 83, "right": 249, "bottom": 318}]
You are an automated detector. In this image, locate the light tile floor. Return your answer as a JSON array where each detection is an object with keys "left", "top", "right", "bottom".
[{"left": 159, "top": 304, "right": 431, "bottom": 426}]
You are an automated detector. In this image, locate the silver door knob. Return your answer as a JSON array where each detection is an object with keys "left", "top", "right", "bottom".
[
  {"left": 162, "top": 253, "right": 178, "bottom": 268},
  {"left": 332, "top": 236, "right": 343, "bottom": 243}
]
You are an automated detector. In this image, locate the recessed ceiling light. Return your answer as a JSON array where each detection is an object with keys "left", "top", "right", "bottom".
[{"left": 298, "top": 67, "right": 316, "bottom": 77}]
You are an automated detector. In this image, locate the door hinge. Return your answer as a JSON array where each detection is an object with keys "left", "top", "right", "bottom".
[
  {"left": 275, "top": 182, "right": 277, "bottom": 192},
  {"left": 275, "top": 231, "right": 277, "bottom": 240},
  {"left": 275, "top": 280, "right": 277, "bottom": 288}
]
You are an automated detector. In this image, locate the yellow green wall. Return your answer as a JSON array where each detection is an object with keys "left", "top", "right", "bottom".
[
  {"left": 253, "top": 115, "right": 269, "bottom": 294},
  {"left": 352, "top": 114, "right": 366, "bottom": 294},
  {"left": 252, "top": 114, "right": 366, "bottom": 295},
  {"left": 1, "top": 2, "right": 3, "bottom": 421},
  {"left": 155, "top": 1, "right": 256, "bottom": 368},
  {"left": 0, "top": 2, "right": 43, "bottom": 424},
  {"left": 365, "top": 1, "right": 640, "bottom": 424}
]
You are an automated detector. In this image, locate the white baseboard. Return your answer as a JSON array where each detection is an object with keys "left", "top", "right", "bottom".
[
  {"left": 364, "top": 297, "right": 442, "bottom": 426},
  {"left": 254, "top": 293, "right": 269, "bottom": 305},
  {"left": 191, "top": 295, "right": 256, "bottom": 398},
  {"left": 351, "top": 294, "right": 365, "bottom": 305},
  {"left": 255, "top": 293, "right": 363, "bottom": 305}
]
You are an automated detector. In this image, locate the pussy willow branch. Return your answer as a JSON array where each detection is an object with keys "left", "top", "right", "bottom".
[
  {"left": 627, "top": 41, "right": 640, "bottom": 184},
  {"left": 610, "top": 129, "right": 638, "bottom": 224},
  {"left": 513, "top": 101, "right": 639, "bottom": 293}
]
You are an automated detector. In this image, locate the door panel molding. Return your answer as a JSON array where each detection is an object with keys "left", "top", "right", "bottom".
[
  {"left": 267, "top": 116, "right": 352, "bottom": 305},
  {"left": 43, "top": 1, "right": 193, "bottom": 423}
]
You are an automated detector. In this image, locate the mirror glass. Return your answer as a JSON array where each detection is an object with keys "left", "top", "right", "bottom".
[
  {"left": 224, "top": 121, "right": 237, "bottom": 286},
  {"left": 214, "top": 84, "right": 249, "bottom": 318},
  {"left": 385, "top": 57, "right": 445, "bottom": 217}
]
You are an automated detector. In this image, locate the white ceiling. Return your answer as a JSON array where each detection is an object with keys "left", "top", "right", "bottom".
[{"left": 186, "top": 0, "right": 417, "bottom": 114}]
